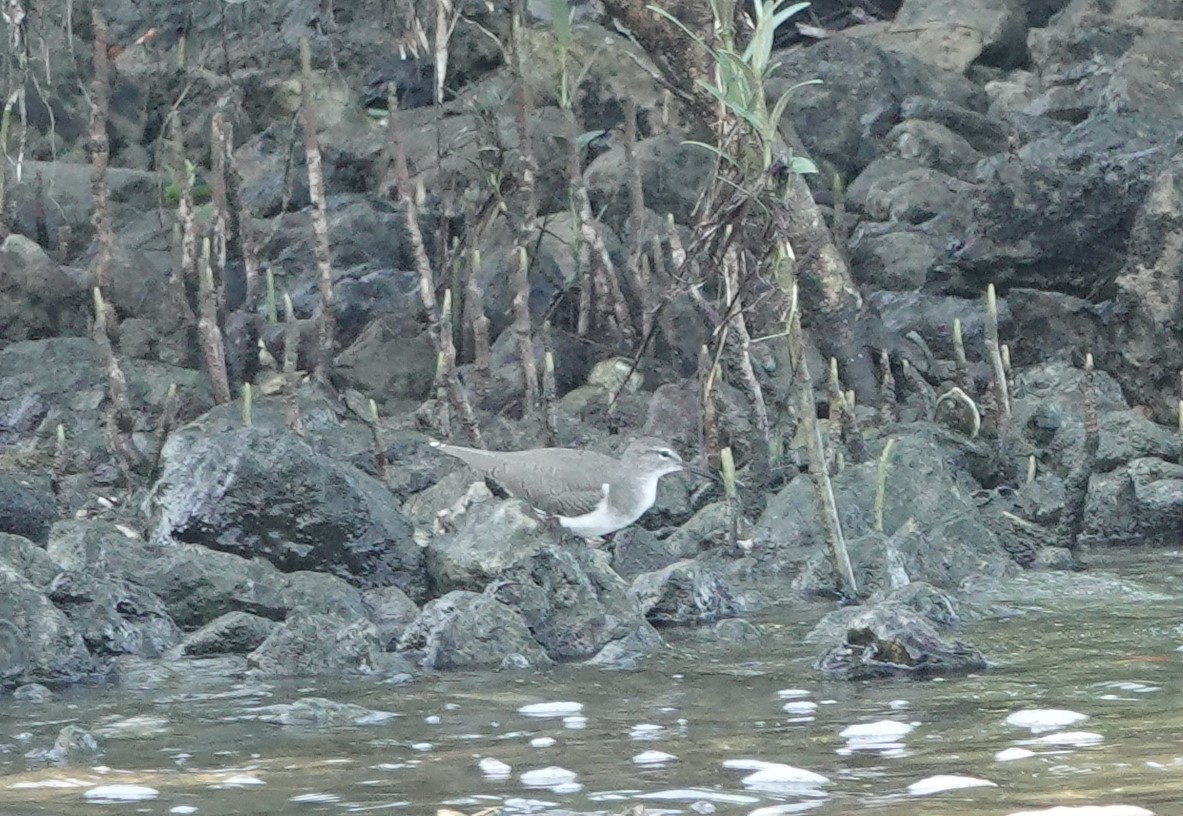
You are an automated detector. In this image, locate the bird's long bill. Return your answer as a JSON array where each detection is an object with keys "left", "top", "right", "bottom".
[{"left": 681, "top": 461, "right": 717, "bottom": 480}]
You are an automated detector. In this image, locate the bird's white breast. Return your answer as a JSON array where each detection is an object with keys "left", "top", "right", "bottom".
[{"left": 557, "top": 472, "right": 663, "bottom": 537}]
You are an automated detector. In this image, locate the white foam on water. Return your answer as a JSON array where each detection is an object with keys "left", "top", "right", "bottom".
[
  {"left": 83, "top": 784, "right": 159, "bottom": 802},
  {"left": 1006, "top": 709, "right": 1089, "bottom": 733},
  {"left": 907, "top": 774, "right": 997, "bottom": 796},
  {"left": 518, "top": 702, "right": 583, "bottom": 718}
]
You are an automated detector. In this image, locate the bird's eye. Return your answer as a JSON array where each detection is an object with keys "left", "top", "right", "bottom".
[{"left": 658, "top": 449, "right": 673, "bottom": 458}]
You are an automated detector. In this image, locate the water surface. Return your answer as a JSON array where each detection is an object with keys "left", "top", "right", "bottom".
[{"left": 3, "top": 548, "right": 1181, "bottom": 815}]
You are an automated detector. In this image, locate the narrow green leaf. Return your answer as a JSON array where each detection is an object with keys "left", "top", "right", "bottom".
[
  {"left": 549, "top": 0, "right": 571, "bottom": 45},
  {"left": 577, "top": 129, "right": 609, "bottom": 148},
  {"left": 789, "top": 155, "right": 818, "bottom": 175}
]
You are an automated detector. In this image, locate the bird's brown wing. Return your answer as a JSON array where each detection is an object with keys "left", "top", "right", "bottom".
[{"left": 436, "top": 444, "right": 612, "bottom": 517}]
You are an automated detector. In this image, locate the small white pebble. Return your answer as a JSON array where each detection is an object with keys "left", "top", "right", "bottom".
[
  {"left": 633, "top": 750, "right": 677, "bottom": 765},
  {"left": 776, "top": 689, "right": 810, "bottom": 699},
  {"left": 170, "top": 807, "right": 198, "bottom": 815},
  {"left": 411, "top": 742, "right": 433, "bottom": 751},
  {"left": 562, "top": 715, "right": 588, "bottom": 729},
  {"left": 424, "top": 715, "right": 441, "bottom": 724},
  {"left": 530, "top": 737, "right": 556, "bottom": 748}
]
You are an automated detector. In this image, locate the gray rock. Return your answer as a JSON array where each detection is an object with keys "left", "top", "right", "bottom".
[
  {"left": 398, "top": 590, "right": 552, "bottom": 670},
  {"left": 427, "top": 500, "right": 657, "bottom": 661},
  {"left": 863, "top": 166, "right": 977, "bottom": 225},
  {"left": 174, "top": 612, "right": 278, "bottom": 657},
  {"left": 27, "top": 725, "right": 100, "bottom": 764},
  {"left": 333, "top": 319, "right": 435, "bottom": 402},
  {"left": 0, "top": 566, "right": 93, "bottom": 685},
  {"left": 0, "top": 338, "right": 211, "bottom": 468},
  {"left": 0, "top": 234, "right": 88, "bottom": 342},
  {"left": 362, "top": 585, "right": 419, "bottom": 649},
  {"left": 1086, "top": 458, "right": 1183, "bottom": 543},
  {"left": 0, "top": 472, "right": 59, "bottom": 544},
  {"left": 49, "top": 520, "right": 289, "bottom": 628},
  {"left": 756, "top": 428, "right": 1015, "bottom": 596},
  {"left": 46, "top": 571, "right": 180, "bottom": 658},
  {"left": 894, "top": 0, "right": 1028, "bottom": 69},
  {"left": 12, "top": 682, "right": 53, "bottom": 703},
  {"left": 0, "top": 532, "right": 62, "bottom": 586},
  {"left": 850, "top": 228, "right": 942, "bottom": 290},
  {"left": 1110, "top": 146, "right": 1183, "bottom": 414},
  {"left": 247, "top": 613, "right": 388, "bottom": 677},
  {"left": 1096, "top": 410, "right": 1180, "bottom": 471},
  {"left": 631, "top": 559, "right": 748, "bottom": 626},
  {"left": 812, "top": 600, "right": 986, "bottom": 680},
  {"left": 247, "top": 697, "right": 397, "bottom": 727},
  {"left": 884, "top": 119, "right": 982, "bottom": 180},
  {"left": 958, "top": 114, "right": 1166, "bottom": 297},
  {"left": 769, "top": 38, "right": 981, "bottom": 180},
  {"left": 148, "top": 425, "right": 424, "bottom": 597},
  {"left": 279, "top": 571, "right": 369, "bottom": 621}
]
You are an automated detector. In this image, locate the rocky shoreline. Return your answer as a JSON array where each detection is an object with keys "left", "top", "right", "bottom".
[{"left": 2, "top": 0, "right": 1183, "bottom": 690}]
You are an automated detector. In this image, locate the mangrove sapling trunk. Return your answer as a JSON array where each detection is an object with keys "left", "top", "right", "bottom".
[
  {"left": 698, "top": 343, "right": 721, "bottom": 471},
  {"left": 170, "top": 117, "right": 198, "bottom": 324},
  {"left": 623, "top": 97, "right": 652, "bottom": 339},
  {"left": 465, "top": 249, "right": 492, "bottom": 401},
  {"left": 786, "top": 280, "right": 858, "bottom": 600},
  {"left": 198, "top": 238, "right": 232, "bottom": 405},
  {"left": 210, "top": 108, "right": 230, "bottom": 311},
  {"left": 439, "top": 289, "right": 482, "bottom": 446},
  {"left": 368, "top": 399, "right": 387, "bottom": 479},
  {"left": 151, "top": 383, "right": 179, "bottom": 479},
  {"left": 241, "top": 382, "right": 253, "bottom": 427},
  {"left": 952, "top": 318, "right": 972, "bottom": 395},
  {"left": 836, "top": 383, "right": 868, "bottom": 465},
  {"left": 565, "top": 109, "right": 633, "bottom": 339},
  {"left": 1056, "top": 353, "right": 1099, "bottom": 560},
  {"left": 899, "top": 359, "right": 935, "bottom": 419},
  {"left": 432, "top": 351, "right": 451, "bottom": 438},
  {"left": 720, "top": 445, "right": 739, "bottom": 550},
  {"left": 51, "top": 424, "right": 67, "bottom": 501},
  {"left": 985, "top": 284, "right": 1010, "bottom": 428},
  {"left": 508, "top": 0, "right": 539, "bottom": 243},
  {"left": 542, "top": 348, "right": 559, "bottom": 446},
  {"left": 282, "top": 294, "right": 304, "bottom": 434},
  {"left": 88, "top": 10, "right": 113, "bottom": 297},
  {"left": 386, "top": 89, "right": 441, "bottom": 352},
  {"left": 826, "top": 358, "right": 843, "bottom": 475},
  {"left": 92, "top": 288, "right": 148, "bottom": 475},
  {"left": 513, "top": 246, "right": 539, "bottom": 414},
  {"left": 299, "top": 39, "right": 337, "bottom": 385}
]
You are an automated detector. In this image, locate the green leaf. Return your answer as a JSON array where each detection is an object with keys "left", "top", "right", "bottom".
[
  {"left": 549, "top": 0, "right": 571, "bottom": 45},
  {"left": 577, "top": 129, "right": 609, "bottom": 148},
  {"left": 789, "top": 155, "right": 818, "bottom": 175}
]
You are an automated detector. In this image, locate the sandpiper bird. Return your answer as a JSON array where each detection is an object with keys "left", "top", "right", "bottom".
[{"left": 431, "top": 437, "right": 711, "bottom": 537}]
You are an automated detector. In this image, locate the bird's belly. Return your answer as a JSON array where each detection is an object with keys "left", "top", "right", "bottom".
[{"left": 558, "top": 500, "right": 639, "bottom": 538}]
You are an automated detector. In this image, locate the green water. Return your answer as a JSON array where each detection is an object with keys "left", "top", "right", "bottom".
[{"left": 3, "top": 548, "right": 1182, "bottom": 815}]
